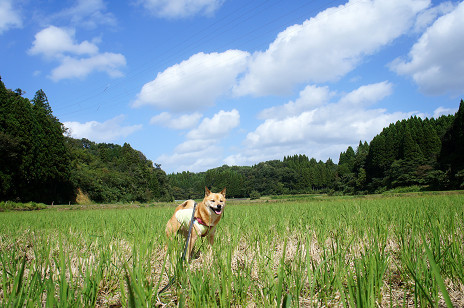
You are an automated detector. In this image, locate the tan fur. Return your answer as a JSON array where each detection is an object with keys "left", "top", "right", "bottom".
[{"left": 165, "top": 187, "right": 226, "bottom": 260}]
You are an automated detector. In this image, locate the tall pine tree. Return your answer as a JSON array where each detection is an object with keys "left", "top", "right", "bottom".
[{"left": 440, "top": 99, "right": 464, "bottom": 188}]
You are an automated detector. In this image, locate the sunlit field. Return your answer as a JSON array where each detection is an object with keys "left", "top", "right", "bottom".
[{"left": 1, "top": 192, "right": 463, "bottom": 307}]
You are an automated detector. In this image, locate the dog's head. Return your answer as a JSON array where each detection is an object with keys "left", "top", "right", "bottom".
[{"left": 203, "top": 187, "right": 226, "bottom": 215}]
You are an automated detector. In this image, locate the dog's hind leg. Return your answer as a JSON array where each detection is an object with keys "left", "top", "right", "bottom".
[
  {"left": 165, "top": 216, "right": 181, "bottom": 240},
  {"left": 186, "top": 230, "right": 199, "bottom": 261}
]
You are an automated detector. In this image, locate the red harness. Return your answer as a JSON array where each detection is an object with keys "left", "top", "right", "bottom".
[{"left": 195, "top": 217, "right": 211, "bottom": 237}]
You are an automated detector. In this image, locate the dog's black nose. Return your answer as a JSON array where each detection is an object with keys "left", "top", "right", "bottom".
[{"left": 217, "top": 205, "right": 222, "bottom": 210}]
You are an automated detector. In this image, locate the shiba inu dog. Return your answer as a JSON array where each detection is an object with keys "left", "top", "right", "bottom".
[{"left": 165, "top": 187, "right": 226, "bottom": 260}]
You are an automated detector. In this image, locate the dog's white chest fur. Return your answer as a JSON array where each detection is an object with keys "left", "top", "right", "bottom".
[{"left": 175, "top": 209, "right": 208, "bottom": 236}]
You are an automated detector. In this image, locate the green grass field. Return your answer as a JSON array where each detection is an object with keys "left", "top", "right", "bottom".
[{"left": 1, "top": 192, "right": 463, "bottom": 307}]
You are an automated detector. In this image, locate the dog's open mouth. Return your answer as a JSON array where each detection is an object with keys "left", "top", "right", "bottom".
[{"left": 211, "top": 207, "right": 222, "bottom": 215}]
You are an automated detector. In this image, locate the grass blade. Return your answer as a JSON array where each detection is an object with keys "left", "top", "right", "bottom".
[{"left": 422, "top": 233, "right": 453, "bottom": 308}]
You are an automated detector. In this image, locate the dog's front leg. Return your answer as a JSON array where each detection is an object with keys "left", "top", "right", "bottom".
[{"left": 207, "top": 227, "right": 217, "bottom": 246}]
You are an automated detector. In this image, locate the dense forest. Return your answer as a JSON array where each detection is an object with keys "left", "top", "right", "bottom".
[
  {"left": 0, "top": 77, "right": 172, "bottom": 204},
  {"left": 66, "top": 138, "right": 172, "bottom": 203},
  {"left": 1, "top": 76, "right": 463, "bottom": 203}
]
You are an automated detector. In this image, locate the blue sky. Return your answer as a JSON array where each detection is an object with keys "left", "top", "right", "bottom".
[{"left": 1, "top": 0, "right": 463, "bottom": 173}]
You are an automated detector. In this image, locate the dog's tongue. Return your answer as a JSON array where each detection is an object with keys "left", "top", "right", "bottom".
[{"left": 214, "top": 208, "right": 222, "bottom": 215}]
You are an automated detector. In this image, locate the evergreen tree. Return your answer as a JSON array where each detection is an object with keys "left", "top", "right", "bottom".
[
  {"left": 401, "top": 129, "right": 424, "bottom": 163},
  {"left": 440, "top": 99, "right": 464, "bottom": 188},
  {"left": 30, "top": 89, "right": 73, "bottom": 202},
  {"left": 354, "top": 141, "right": 369, "bottom": 171},
  {"left": 421, "top": 119, "right": 441, "bottom": 161},
  {"left": 339, "top": 146, "right": 355, "bottom": 172},
  {"left": 0, "top": 81, "right": 73, "bottom": 203},
  {"left": 365, "top": 134, "right": 387, "bottom": 181}
]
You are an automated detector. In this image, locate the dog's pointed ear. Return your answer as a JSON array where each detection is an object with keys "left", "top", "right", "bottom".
[
  {"left": 220, "top": 187, "right": 226, "bottom": 197},
  {"left": 205, "top": 186, "right": 212, "bottom": 197}
]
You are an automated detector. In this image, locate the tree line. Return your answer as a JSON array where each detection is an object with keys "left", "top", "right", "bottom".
[
  {"left": 0, "top": 77, "right": 172, "bottom": 204},
  {"left": 1, "top": 76, "right": 463, "bottom": 203},
  {"left": 169, "top": 100, "right": 464, "bottom": 199}
]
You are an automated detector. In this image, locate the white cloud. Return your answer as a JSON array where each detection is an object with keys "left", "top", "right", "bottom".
[
  {"left": 186, "top": 109, "right": 240, "bottom": 140},
  {"left": 413, "top": 1, "right": 455, "bottom": 32},
  {"left": 258, "top": 81, "right": 393, "bottom": 120},
  {"left": 258, "top": 85, "right": 333, "bottom": 120},
  {"left": 390, "top": 1, "right": 464, "bottom": 96},
  {"left": 0, "top": 0, "right": 22, "bottom": 34},
  {"left": 338, "top": 81, "right": 394, "bottom": 106},
  {"left": 53, "top": 0, "right": 116, "bottom": 29},
  {"left": 226, "top": 82, "right": 408, "bottom": 166},
  {"left": 133, "top": 50, "right": 249, "bottom": 112},
  {"left": 158, "top": 149, "right": 221, "bottom": 174},
  {"left": 157, "top": 109, "right": 240, "bottom": 172},
  {"left": 234, "top": 0, "right": 430, "bottom": 96},
  {"left": 64, "top": 115, "right": 142, "bottom": 142},
  {"left": 29, "top": 26, "right": 126, "bottom": 81},
  {"left": 433, "top": 106, "right": 457, "bottom": 118},
  {"left": 50, "top": 53, "right": 126, "bottom": 81},
  {"left": 150, "top": 112, "right": 202, "bottom": 129},
  {"left": 139, "top": 0, "right": 224, "bottom": 18},
  {"left": 29, "top": 26, "right": 98, "bottom": 58},
  {"left": 248, "top": 83, "right": 396, "bottom": 146}
]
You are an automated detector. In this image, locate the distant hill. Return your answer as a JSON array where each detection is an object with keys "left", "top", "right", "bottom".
[{"left": 66, "top": 138, "right": 172, "bottom": 203}]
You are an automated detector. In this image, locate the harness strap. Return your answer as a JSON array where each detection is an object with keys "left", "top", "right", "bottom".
[
  {"left": 182, "top": 202, "right": 197, "bottom": 259},
  {"left": 158, "top": 202, "right": 198, "bottom": 296}
]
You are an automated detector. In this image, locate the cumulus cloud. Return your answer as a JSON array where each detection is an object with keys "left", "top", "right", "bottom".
[
  {"left": 157, "top": 109, "right": 240, "bottom": 172},
  {"left": 50, "top": 53, "right": 126, "bottom": 81},
  {"left": 258, "top": 85, "right": 333, "bottom": 120},
  {"left": 64, "top": 115, "right": 142, "bottom": 142},
  {"left": 0, "top": 0, "right": 22, "bottom": 34},
  {"left": 225, "top": 82, "right": 408, "bottom": 166},
  {"left": 150, "top": 112, "right": 202, "bottom": 130},
  {"left": 158, "top": 149, "right": 221, "bottom": 174},
  {"left": 133, "top": 50, "right": 249, "bottom": 112},
  {"left": 390, "top": 1, "right": 464, "bottom": 96},
  {"left": 234, "top": 0, "right": 430, "bottom": 96},
  {"left": 139, "top": 0, "right": 224, "bottom": 18},
  {"left": 258, "top": 81, "right": 393, "bottom": 120},
  {"left": 29, "top": 26, "right": 98, "bottom": 58},
  {"left": 29, "top": 26, "right": 126, "bottom": 81},
  {"left": 186, "top": 109, "right": 240, "bottom": 140},
  {"left": 52, "top": 0, "right": 116, "bottom": 29},
  {"left": 338, "top": 81, "right": 394, "bottom": 106}
]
